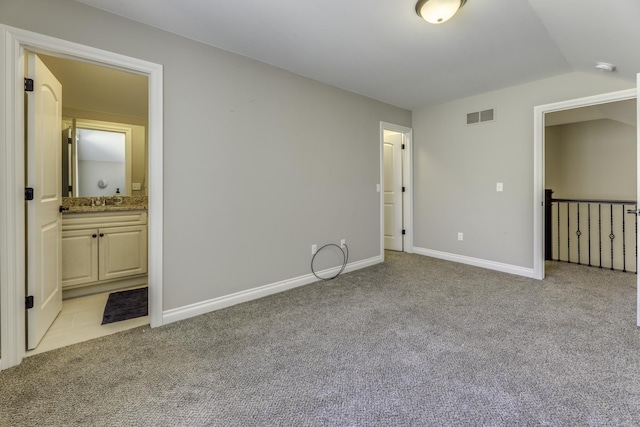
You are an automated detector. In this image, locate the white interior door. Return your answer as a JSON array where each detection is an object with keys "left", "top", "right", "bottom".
[
  {"left": 384, "top": 130, "right": 403, "bottom": 251},
  {"left": 637, "top": 73, "right": 640, "bottom": 327},
  {"left": 26, "top": 52, "right": 63, "bottom": 350}
]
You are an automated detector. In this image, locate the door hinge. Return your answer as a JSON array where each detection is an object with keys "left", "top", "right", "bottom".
[
  {"left": 25, "top": 187, "right": 34, "bottom": 201},
  {"left": 26, "top": 295, "right": 34, "bottom": 309},
  {"left": 401, "top": 144, "right": 405, "bottom": 150},
  {"left": 24, "top": 78, "right": 34, "bottom": 92},
  {"left": 402, "top": 187, "right": 406, "bottom": 192},
  {"left": 67, "top": 137, "right": 72, "bottom": 144},
  {"left": 68, "top": 185, "right": 73, "bottom": 192},
  {"left": 402, "top": 229, "right": 406, "bottom": 235}
]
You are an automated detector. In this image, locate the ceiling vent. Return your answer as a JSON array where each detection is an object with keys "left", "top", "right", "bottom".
[{"left": 467, "top": 108, "right": 495, "bottom": 125}]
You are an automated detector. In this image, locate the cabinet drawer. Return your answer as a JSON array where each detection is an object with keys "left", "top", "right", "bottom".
[{"left": 62, "top": 210, "right": 147, "bottom": 230}]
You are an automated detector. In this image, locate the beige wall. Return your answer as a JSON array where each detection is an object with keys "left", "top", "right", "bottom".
[
  {"left": 67, "top": 113, "right": 147, "bottom": 197},
  {"left": 412, "top": 73, "right": 634, "bottom": 269},
  {"left": 0, "top": 0, "right": 411, "bottom": 311},
  {"left": 545, "top": 119, "right": 636, "bottom": 200}
]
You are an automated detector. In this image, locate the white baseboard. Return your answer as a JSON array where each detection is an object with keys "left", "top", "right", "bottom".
[
  {"left": 412, "top": 247, "right": 537, "bottom": 279},
  {"left": 162, "top": 255, "right": 382, "bottom": 325}
]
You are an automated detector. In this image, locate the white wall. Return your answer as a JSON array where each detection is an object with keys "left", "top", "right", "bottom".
[
  {"left": 412, "top": 73, "right": 634, "bottom": 270},
  {"left": 546, "top": 119, "right": 636, "bottom": 200},
  {"left": 0, "top": 0, "right": 411, "bottom": 311}
]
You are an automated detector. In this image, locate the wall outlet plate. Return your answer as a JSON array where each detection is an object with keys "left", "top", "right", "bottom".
[{"left": 132, "top": 182, "right": 142, "bottom": 191}]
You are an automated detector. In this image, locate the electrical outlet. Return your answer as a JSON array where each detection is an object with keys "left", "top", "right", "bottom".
[
  {"left": 132, "top": 182, "right": 142, "bottom": 191},
  {"left": 311, "top": 244, "right": 317, "bottom": 255},
  {"left": 458, "top": 232, "right": 463, "bottom": 241},
  {"left": 340, "top": 239, "right": 346, "bottom": 248}
]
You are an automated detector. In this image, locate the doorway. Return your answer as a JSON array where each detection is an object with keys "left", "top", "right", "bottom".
[
  {"left": 27, "top": 52, "right": 149, "bottom": 352},
  {"left": 533, "top": 86, "right": 638, "bottom": 325},
  {"left": 534, "top": 89, "right": 637, "bottom": 278},
  {"left": 0, "top": 25, "right": 164, "bottom": 370},
  {"left": 544, "top": 100, "right": 637, "bottom": 272},
  {"left": 380, "top": 122, "right": 413, "bottom": 258}
]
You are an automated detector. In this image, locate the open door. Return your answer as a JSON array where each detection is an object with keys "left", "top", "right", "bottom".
[
  {"left": 26, "top": 52, "right": 63, "bottom": 349},
  {"left": 383, "top": 130, "right": 403, "bottom": 251}
]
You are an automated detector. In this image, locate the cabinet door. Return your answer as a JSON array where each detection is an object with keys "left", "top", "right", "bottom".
[
  {"left": 62, "top": 229, "right": 99, "bottom": 288},
  {"left": 99, "top": 225, "right": 148, "bottom": 281}
]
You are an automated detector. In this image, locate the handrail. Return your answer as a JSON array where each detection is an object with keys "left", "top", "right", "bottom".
[{"left": 551, "top": 197, "right": 636, "bottom": 205}]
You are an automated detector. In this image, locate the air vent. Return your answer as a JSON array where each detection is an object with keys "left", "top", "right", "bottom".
[{"left": 466, "top": 108, "right": 495, "bottom": 125}]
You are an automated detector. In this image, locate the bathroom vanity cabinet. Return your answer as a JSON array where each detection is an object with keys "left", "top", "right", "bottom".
[{"left": 61, "top": 210, "right": 147, "bottom": 297}]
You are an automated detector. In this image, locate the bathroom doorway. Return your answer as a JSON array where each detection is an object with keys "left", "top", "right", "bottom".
[
  {"left": 26, "top": 53, "right": 150, "bottom": 353},
  {"left": 0, "top": 26, "right": 164, "bottom": 370}
]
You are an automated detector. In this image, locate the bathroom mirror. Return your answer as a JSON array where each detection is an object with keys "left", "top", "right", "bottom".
[{"left": 62, "top": 118, "right": 147, "bottom": 198}]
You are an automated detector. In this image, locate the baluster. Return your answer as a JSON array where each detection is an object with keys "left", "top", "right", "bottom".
[
  {"left": 557, "top": 202, "right": 560, "bottom": 261},
  {"left": 610, "top": 204, "right": 615, "bottom": 270},
  {"left": 622, "top": 205, "right": 627, "bottom": 272},
  {"left": 567, "top": 202, "right": 571, "bottom": 263},
  {"left": 587, "top": 203, "right": 592, "bottom": 267},
  {"left": 598, "top": 204, "right": 603, "bottom": 269},
  {"left": 576, "top": 203, "right": 581, "bottom": 265}
]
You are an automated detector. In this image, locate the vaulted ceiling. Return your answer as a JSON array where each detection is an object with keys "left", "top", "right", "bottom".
[{"left": 74, "top": 0, "right": 639, "bottom": 110}]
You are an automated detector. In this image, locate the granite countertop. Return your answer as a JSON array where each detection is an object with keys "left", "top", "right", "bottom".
[{"left": 62, "top": 196, "right": 148, "bottom": 213}]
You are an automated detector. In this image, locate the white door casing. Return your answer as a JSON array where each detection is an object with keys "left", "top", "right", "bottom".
[
  {"left": 533, "top": 88, "right": 637, "bottom": 281},
  {"left": 379, "top": 122, "right": 413, "bottom": 259},
  {"left": 384, "top": 130, "right": 403, "bottom": 251},
  {"left": 26, "top": 53, "right": 63, "bottom": 350},
  {"left": 637, "top": 72, "right": 639, "bottom": 327},
  {"left": 0, "top": 25, "right": 164, "bottom": 371}
]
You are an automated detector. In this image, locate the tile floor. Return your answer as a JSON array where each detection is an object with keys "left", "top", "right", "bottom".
[{"left": 26, "top": 289, "right": 149, "bottom": 357}]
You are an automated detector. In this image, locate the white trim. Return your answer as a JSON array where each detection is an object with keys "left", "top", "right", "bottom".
[
  {"left": 162, "top": 255, "right": 383, "bottom": 325},
  {"left": 413, "top": 247, "right": 537, "bottom": 278},
  {"left": 637, "top": 73, "right": 640, "bottom": 327},
  {"left": 532, "top": 88, "right": 636, "bottom": 281},
  {"left": 0, "top": 25, "right": 164, "bottom": 370},
  {"left": 380, "top": 122, "right": 414, "bottom": 259}
]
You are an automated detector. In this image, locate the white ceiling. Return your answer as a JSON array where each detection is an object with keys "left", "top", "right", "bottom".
[{"left": 74, "top": 0, "right": 639, "bottom": 110}]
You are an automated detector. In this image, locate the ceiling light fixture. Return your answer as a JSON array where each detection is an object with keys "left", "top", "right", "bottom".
[
  {"left": 595, "top": 62, "right": 616, "bottom": 72},
  {"left": 416, "top": 0, "right": 467, "bottom": 24}
]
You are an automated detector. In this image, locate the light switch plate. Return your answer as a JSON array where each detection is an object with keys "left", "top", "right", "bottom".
[{"left": 496, "top": 182, "right": 503, "bottom": 192}]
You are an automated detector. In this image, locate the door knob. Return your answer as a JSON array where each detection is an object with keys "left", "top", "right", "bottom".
[
  {"left": 92, "top": 234, "right": 97, "bottom": 238},
  {"left": 99, "top": 233, "right": 104, "bottom": 237}
]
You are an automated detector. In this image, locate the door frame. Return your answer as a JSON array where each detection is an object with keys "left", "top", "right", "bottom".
[
  {"left": 533, "top": 88, "right": 637, "bottom": 277},
  {"left": 0, "top": 25, "right": 164, "bottom": 370},
  {"left": 380, "top": 122, "right": 413, "bottom": 259}
]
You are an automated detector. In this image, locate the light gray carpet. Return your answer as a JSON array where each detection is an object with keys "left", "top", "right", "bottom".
[{"left": 2, "top": 252, "right": 640, "bottom": 426}]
